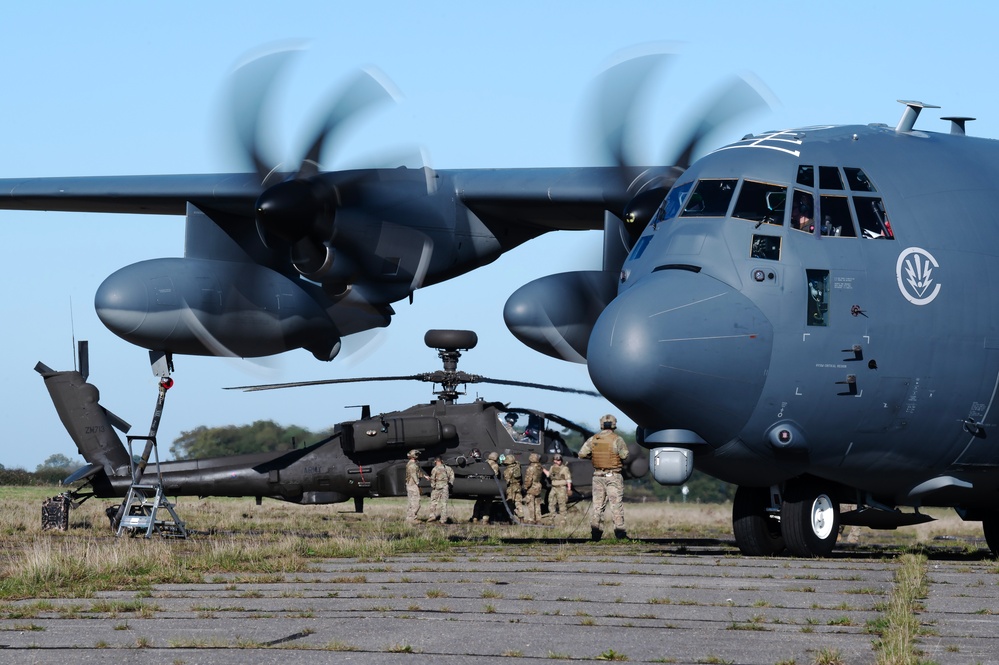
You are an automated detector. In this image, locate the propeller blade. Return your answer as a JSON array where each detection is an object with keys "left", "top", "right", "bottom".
[
  {"left": 592, "top": 52, "right": 673, "bottom": 169},
  {"left": 669, "top": 75, "right": 771, "bottom": 169},
  {"left": 229, "top": 48, "right": 298, "bottom": 184},
  {"left": 475, "top": 376, "right": 601, "bottom": 398},
  {"left": 297, "top": 67, "right": 398, "bottom": 178},
  {"left": 225, "top": 374, "right": 422, "bottom": 392}
]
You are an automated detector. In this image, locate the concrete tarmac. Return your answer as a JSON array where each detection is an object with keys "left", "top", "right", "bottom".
[{"left": 2, "top": 538, "right": 997, "bottom": 664}]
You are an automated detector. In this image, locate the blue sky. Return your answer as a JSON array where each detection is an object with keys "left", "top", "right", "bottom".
[{"left": 1, "top": 1, "right": 995, "bottom": 471}]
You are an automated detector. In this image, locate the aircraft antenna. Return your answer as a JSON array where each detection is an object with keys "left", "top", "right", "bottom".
[
  {"left": 941, "top": 116, "right": 975, "bottom": 136},
  {"left": 895, "top": 100, "right": 939, "bottom": 133},
  {"left": 70, "top": 296, "right": 76, "bottom": 372}
]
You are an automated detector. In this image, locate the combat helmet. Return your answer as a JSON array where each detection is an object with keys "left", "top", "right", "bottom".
[
  {"left": 529, "top": 453, "right": 540, "bottom": 463},
  {"left": 601, "top": 414, "right": 618, "bottom": 429},
  {"left": 487, "top": 451, "right": 499, "bottom": 461},
  {"left": 407, "top": 449, "right": 420, "bottom": 459}
]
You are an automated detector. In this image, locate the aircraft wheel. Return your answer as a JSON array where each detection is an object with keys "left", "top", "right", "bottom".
[
  {"left": 732, "top": 486, "right": 784, "bottom": 556},
  {"left": 983, "top": 514, "right": 999, "bottom": 558},
  {"left": 780, "top": 481, "right": 839, "bottom": 558}
]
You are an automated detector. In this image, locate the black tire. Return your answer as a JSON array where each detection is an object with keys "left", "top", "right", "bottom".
[
  {"left": 983, "top": 514, "right": 999, "bottom": 558},
  {"left": 781, "top": 481, "right": 839, "bottom": 558},
  {"left": 733, "top": 486, "right": 785, "bottom": 556}
]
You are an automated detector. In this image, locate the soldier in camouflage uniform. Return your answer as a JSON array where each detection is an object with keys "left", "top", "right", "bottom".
[
  {"left": 544, "top": 453, "right": 572, "bottom": 523},
  {"left": 522, "top": 452, "right": 544, "bottom": 524},
  {"left": 578, "top": 414, "right": 629, "bottom": 540},
  {"left": 471, "top": 451, "right": 502, "bottom": 523},
  {"left": 405, "top": 449, "right": 429, "bottom": 523},
  {"left": 427, "top": 456, "right": 455, "bottom": 523},
  {"left": 503, "top": 453, "right": 523, "bottom": 519}
]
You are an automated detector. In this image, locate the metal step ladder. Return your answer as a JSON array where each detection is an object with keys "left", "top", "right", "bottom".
[
  {"left": 116, "top": 434, "right": 187, "bottom": 538},
  {"left": 114, "top": 370, "right": 188, "bottom": 539}
]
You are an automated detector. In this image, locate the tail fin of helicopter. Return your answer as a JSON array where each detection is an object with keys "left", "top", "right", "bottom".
[{"left": 35, "top": 341, "right": 133, "bottom": 480}]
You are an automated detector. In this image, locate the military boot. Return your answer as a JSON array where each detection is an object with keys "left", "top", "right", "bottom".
[
  {"left": 614, "top": 528, "right": 628, "bottom": 540},
  {"left": 590, "top": 527, "right": 603, "bottom": 542}
]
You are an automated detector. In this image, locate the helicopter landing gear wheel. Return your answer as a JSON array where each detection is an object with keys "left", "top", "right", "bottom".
[
  {"left": 983, "top": 513, "right": 999, "bottom": 558},
  {"left": 732, "top": 486, "right": 784, "bottom": 556},
  {"left": 781, "top": 480, "right": 839, "bottom": 558}
]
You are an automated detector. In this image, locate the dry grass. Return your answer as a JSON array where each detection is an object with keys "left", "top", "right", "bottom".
[{"left": 0, "top": 484, "right": 990, "bottom": 601}]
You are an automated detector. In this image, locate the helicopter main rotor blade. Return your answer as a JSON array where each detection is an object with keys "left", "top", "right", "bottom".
[
  {"left": 475, "top": 376, "right": 601, "bottom": 398},
  {"left": 225, "top": 374, "right": 423, "bottom": 392}
]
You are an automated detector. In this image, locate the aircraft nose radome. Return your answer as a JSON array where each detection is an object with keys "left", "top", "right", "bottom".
[
  {"left": 94, "top": 267, "right": 149, "bottom": 336},
  {"left": 587, "top": 270, "right": 774, "bottom": 446}
]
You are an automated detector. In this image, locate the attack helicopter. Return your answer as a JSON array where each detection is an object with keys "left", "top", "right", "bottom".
[{"left": 37, "top": 330, "right": 648, "bottom": 526}]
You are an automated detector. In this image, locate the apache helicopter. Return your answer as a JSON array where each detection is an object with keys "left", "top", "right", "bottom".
[{"left": 37, "top": 330, "right": 648, "bottom": 522}]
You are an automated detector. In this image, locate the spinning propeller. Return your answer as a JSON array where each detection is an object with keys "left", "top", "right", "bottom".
[
  {"left": 230, "top": 49, "right": 402, "bottom": 278},
  {"left": 504, "top": 49, "right": 772, "bottom": 363}
]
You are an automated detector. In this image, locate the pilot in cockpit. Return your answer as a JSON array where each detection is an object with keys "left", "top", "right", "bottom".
[
  {"left": 792, "top": 194, "right": 814, "bottom": 232},
  {"left": 503, "top": 412, "right": 520, "bottom": 439}
]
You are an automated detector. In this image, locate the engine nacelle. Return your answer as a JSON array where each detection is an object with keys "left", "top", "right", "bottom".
[
  {"left": 504, "top": 270, "right": 620, "bottom": 363},
  {"left": 95, "top": 257, "right": 341, "bottom": 359}
]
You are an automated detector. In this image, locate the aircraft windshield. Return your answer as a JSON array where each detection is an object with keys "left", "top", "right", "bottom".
[
  {"left": 654, "top": 181, "right": 693, "bottom": 224},
  {"left": 732, "top": 180, "right": 785, "bottom": 226},
  {"left": 500, "top": 411, "right": 542, "bottom": 445},
  {"left": 646, "top": 167, "right": 892, "bottom": 242},
  {"left": 680, "top": 179, "right": 737, "bottom": 217}
]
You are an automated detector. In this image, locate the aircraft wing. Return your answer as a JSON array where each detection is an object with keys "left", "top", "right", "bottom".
[
  {"left": 0, "top": 165, "right": 677, "bottom": 231},
  {"left": 0, "top": 173, "right": 262, "bottom": 216}
]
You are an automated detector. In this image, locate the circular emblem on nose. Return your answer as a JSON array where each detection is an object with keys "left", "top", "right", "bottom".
[{"left": 896, "top": 247, "right": 941, "bottom": 305}]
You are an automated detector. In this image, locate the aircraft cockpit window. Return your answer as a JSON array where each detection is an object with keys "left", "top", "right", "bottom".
[
  {"left": 796, "top": 165, "right": 814, "bottom": 187},
  {"left": 854, "top": 197, "right": 895, "bottom": 239},
  {"left": 731, "top": 180, "right": 786, "bottom": 226},
  {"left": 818, "top": 196, "right": 857, "bottom": 237},
  {"left": 844, "top": 168, "right": 876, "bottom": 192},
  {"left": 680, "top": 179, "right": 736, "bottom": 217},
  {"left": 501, "top": 411, "right": 542, "bottom": 444},
  {"left": 819, "top": 166, "right": 844, "bottom": 190},
  {"left": 657, "top": 181, "right": 693, "bottom": 222},
  {"left": 791, "top": 190, "right": 815, "bottom": 233}
]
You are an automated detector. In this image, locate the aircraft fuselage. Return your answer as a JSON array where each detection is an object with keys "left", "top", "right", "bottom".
[{"left": 589, "top": 122, "right": 999, "bottom": 514}]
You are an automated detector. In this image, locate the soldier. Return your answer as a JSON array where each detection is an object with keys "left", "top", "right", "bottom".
[
  {"left": 578, "top": 414, "right": 629, "bottom": 540},
  {"left": 503, "top": 413, "right": 519, "bottom": 439},
  {"left": 544, "top": 453, "right": 572, "bottom": 523},
  {"left": 427, "top": 456, "right": 455, "bottom": 523},
  {"left": 503, "top": 453, "right": 523, "bottom": 519},
  {"left": 471, "top": 451, "right": 502, "bottom": 523},
  {"left": 522, "top": 452, "right": 544, "bottom": 523},
  {"left": 405, "top": 449, "right": 429, "bottom": 523}
]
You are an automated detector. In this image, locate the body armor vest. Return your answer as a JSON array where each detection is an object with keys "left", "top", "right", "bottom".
[{"left": 590, "top": 431, "right": 623, "bottom": 470}]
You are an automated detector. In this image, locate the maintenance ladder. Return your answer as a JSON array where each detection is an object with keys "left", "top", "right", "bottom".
[{"left": 115, "top": 435, "right": 187, "bottom": 539}]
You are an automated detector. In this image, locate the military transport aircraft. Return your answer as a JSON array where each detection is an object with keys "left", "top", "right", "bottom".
[
  {"left": 37, "top": 330, "right": 648, "bottom": 525},
  {"left": 9, "top": 48, "right": 999, "bottom": 557},
  {"left": 506, "top": 101, "right": 999, "bottom": 558}
]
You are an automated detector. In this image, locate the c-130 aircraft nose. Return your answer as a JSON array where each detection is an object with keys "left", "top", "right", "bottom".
[{"left": 587, "top": 269, "right": 774, "bottom": 447}]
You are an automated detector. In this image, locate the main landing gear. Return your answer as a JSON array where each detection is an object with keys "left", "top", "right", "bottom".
[{"left": 733, "top": 480, "right": 840, "bottom": 558}]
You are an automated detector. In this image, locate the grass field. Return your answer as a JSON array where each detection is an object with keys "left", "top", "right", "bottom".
[{"left": 0, "top": 484, "right": 990, "bottom": 601}]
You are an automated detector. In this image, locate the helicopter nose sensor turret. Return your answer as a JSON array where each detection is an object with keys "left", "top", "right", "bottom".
[{"left": 586, "top": 269, "right": 774, "bottom": 447}]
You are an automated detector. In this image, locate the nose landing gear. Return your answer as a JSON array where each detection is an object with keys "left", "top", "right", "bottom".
[{"left": 732, "top": 480, "right": 841, "bottom": 558}]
